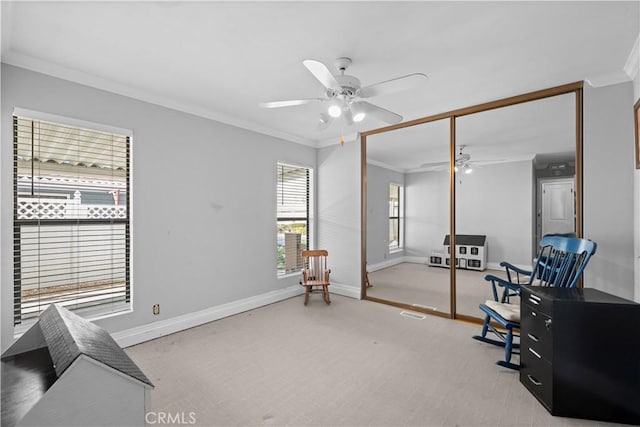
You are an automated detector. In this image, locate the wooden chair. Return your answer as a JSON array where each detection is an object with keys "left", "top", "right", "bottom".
[
  {"left": 301, "top": 250, "right": 331, "bottom": 305},
  {"left": 473, "top": 235, "right": 597, "bottom": 369}
]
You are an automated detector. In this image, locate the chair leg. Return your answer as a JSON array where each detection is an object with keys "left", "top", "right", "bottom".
[
  {"left": 480, "top": 315, "right": 490, "bottom": 337},
  {"left": 304, "top": 286, "right": 310, "bottom": 306},
  {"left": 323, "top": 285, "right": 331, "bottom": 304},
  {"left": 504, "top": 328, "right": 513, "bottom": 363},
  {"left": 496, "top": 327, "right": 520, "bottom": 370}
]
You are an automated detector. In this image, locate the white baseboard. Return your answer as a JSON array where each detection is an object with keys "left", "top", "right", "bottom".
[
  {"left": 330, "top": 282, "right": 361, "bottom": 299},
  {"left": 114, "top": 285, "right": 304, "bottom": 348},
  {"left": 367, "top": 256, "right": 430, "bottom": 272},
  {"left": 403, "top": 256, "right": 428, "bottom": 264},
  {"left": 114, "top": 281, "right": 362, "bottom": 348},
  {"left": 367, "top": 258, "right": 404, "bottom": 272},
  {"left": 367, "top": 257, "right": 530, "bottom": 274}
]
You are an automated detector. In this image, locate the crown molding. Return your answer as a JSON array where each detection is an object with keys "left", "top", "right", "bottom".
[
  {"left": 585, "top": 70, "right": 631, "bottom": 88},
  {"left": 587, "top": 33, "right": 639, "bottom": 88},
  {"left": 366, "top": 158, "right": 406, "bottom": 174},
  {"left": 316, "top": 132, "right": 360, "bottom": 148},
  {"left": 2, "top": 50, "right": 317, "bottom": 148},
  {"left": 623, "top": 33, "right": 640, "bottom": 82}
]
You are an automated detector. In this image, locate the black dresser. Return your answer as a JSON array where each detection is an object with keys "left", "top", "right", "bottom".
[{"left": 520, "top": 285, "right": 640, "bottom": 425}]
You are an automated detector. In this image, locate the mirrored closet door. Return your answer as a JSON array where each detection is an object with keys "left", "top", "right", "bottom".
[
  {"left": 363, "top": 118, "right": 451, "bottom": 316},
  {"left": 361, "top": 82, "right": 583, "bottom": 322},
  {"left": 453, "top": 93, "right": 578, "bottom": 319}
]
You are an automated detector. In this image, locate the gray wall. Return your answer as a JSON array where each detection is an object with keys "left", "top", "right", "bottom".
[
  {"left": 456, "top": 160, "right": 534, "bottom": 267},
  {"left": 404, "top": 170, "right": 449, "bottom": 259},
  {"left": 1, "top": 64, "right": 316, "bottom": 350},
  {"left": 402, "top": 161, "right": 533, "bottom": 267},
  {"left": 366, "top": 164, "right": 405, "bottom": 266},
  {"left": 584, "top": 81, "right": 635, "bottom": 300},
  {"left": 317, "top": 141, "right": 361, "bottom": 294}
]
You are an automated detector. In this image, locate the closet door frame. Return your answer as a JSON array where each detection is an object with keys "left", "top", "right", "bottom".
[{"left": 360, "top": 81, "right": 584, "bottom": 322}]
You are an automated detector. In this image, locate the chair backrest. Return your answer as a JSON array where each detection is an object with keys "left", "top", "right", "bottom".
[
  {"left": 301, "top": 250, "right": 329, "bottom": 283},
  {"left": 530, "top": 235, "right": 597, "bottom": 288}
]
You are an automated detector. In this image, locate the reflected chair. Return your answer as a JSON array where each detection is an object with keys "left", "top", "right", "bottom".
[
  {"left": 473, "top": 235, "right": 597, "bottom": 369},
  {"left": 301, "top": 250, "right": 331, "bottom": 305}
]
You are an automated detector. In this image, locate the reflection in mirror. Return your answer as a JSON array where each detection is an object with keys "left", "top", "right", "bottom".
[
  {"left": 454, "top": 93, "right": 576, "bottom": 319},
  {"left": 365, "top": 119, "right": 451, "bottom": 315}
]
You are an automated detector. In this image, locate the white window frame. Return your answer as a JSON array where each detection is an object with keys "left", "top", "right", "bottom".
[
  {"left": 389, "top": 182, "right": 404, "bottom": 251},
  {"left": 12, "top": 109, "right": 133, "bottom": 333},
  {"left": 276, "top": 162, "right": 313, "bottom": 277}
]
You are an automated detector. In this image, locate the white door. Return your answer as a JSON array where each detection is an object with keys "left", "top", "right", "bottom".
[{"left": 541, "top": 179, "right": 575, "bottom": 236}]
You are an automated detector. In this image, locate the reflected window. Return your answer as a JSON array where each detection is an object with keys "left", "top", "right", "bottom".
[{"left": 389, "top": 183, "right": 403, "bottom": 249}]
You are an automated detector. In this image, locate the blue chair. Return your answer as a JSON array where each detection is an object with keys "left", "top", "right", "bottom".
[{"left": 473, "top": 235, "right": 597, "bottom": 369}]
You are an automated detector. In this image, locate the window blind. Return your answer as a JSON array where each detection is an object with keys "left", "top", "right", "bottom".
[
  {"left": 13, "top": 116, "right": 131, "bottom": 325},
  {"left": 276, "top": 163, "right": 310, "bottom": 275}
]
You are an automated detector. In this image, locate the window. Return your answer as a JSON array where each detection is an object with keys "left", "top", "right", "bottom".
[
  {"left": 13, "top": 113, "right": 131, "bottom": 326},
  {"left": 389, "top": 183, "right": 402, "bottom": 249},
  {"left": 276, "top": 163, "right": 311, "bottom": 275}
]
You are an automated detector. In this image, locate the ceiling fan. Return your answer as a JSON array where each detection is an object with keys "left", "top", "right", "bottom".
[
  {"left": 420, "top": 145, "right": 477, "bottom": 174},
  {"left": 259, "top": 57, "right": 428, "bottom": 130}
]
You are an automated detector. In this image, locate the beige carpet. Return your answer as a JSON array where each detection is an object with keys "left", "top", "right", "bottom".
[
  {"left": 367, "top": 263, "right": 521, "bottom": 319},
  {"left": 125, "top": 295, "right": 618, "bottom": 427}
]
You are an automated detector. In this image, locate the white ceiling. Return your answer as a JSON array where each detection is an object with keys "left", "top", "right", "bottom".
[
  {"left": 2, "top": 1, "right": 639, "bottom": 163},
  {"left": 367, "top": 91, "right": 577, "bottom": 171}
]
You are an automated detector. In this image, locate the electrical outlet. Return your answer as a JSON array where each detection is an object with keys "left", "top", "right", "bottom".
[{"left": 153, "top": 304, "right": 160, "bottom": 315}]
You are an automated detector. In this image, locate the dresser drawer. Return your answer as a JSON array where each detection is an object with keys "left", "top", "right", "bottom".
[
  {"left": 521, "top": 305, "right": 553, "bottom": 362},
  {"left": 521, "top": 288, "right": 553, "bottom": 315},
  {"left": 520, "top": 352, "right": 553, "bottom": 411}
]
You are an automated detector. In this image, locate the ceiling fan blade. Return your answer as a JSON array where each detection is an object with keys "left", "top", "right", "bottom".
[
  {"left": 358, "top": 73, "right": 428, "bottom": 98},
  {"left": 259, "top": 98, "right": 320, "bottom": 108},
  {"left": 457, "top": 153, "right": 471, "bottom": 163},
  {"left": 303, "top": 59, "right": 341, "bottom": 91},
  {"left": 359, "top": 101, "right": 403, "bottom": 124}
]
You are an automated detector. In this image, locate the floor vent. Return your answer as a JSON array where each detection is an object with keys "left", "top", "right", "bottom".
[
  {"left": 400, "top": 311, "right": 426, "bottom": 320},
  {"left": 412, "top": 303, "right": 437, "bottom": 311}
]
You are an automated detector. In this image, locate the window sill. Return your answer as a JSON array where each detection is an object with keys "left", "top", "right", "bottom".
[
  {"left": 389, "top": 248, "right": 404, "bottom": 255},
  {"left": 14, "top": 303, "right": 132, "bottom": 339}
]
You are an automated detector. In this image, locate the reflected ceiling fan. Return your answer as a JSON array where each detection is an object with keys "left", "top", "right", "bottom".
[
  {"left": 259, "top": 57, "right": 428, "bottom": 130},
  {"left": 420, "top": 145, "right": 479, "bottom": 174}
]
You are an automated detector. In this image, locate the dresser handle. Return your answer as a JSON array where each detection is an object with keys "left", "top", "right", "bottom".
[
  {"left": 527, "top": 333, "right": 539, "bottom": 342},
  {"left": 531, "top": 311, "right": 537, "bottom": 317},
  {"left": 528, "top": 347, "right": 542, "bottom": 359},
  {"left": 528, "top": 297, "right": 540, "bottom": 305},
  {"left": 545, "top": 319, "right": 552, "bottom": 330},
  {"left": 527, "top": 374, "right": 542, "bottom": 386}
]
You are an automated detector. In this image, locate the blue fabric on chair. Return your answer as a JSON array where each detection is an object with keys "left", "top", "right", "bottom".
[{"left": 473, "top": 235, "right": 597, "bottom": 369}]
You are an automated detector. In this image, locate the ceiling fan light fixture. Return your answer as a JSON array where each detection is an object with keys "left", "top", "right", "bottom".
[
  {"left": 260, "top": 57, "right": 422, "bottom": 130},
  {"left": 464, "top": 165, "right": 473, "bottom": 174},
  {"left": 328, "top": 100, "right": 342, "bottom": 118},
  {"left": 351, "top": 102, "right": 366, "bottom": 122}
]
